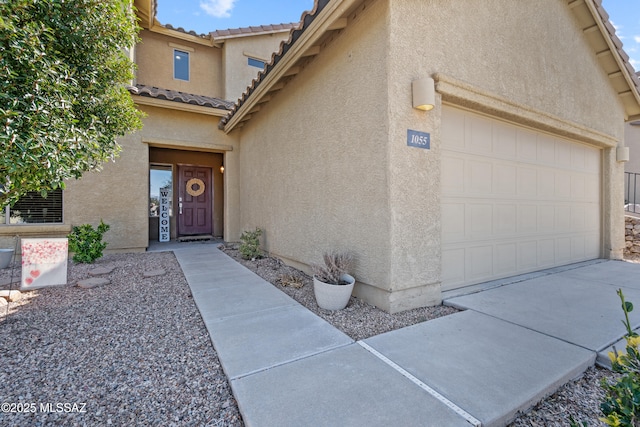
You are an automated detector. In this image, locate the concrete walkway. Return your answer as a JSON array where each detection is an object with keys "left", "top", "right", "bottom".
[{"left": 169, "top": 244, "right": 640, "bottom": 427}]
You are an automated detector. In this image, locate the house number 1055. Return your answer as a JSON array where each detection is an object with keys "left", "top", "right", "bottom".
[{"left": 407, "top": 129, "right": 430, "bottom": 150}]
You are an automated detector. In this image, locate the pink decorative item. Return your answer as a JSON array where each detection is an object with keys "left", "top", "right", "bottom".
[{"left": 20, "top": 238, "right": 68, "bottom": 290}]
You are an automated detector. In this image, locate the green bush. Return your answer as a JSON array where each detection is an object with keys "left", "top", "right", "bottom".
[
  {"left": 601, "top": 289, "right": 640, "bottom": 426},
  {"left": 67, "top": 220, "right": 110, "bottom": 263},
  {"left": 239, "top": 228, "right": 262, "bottom": 260}
]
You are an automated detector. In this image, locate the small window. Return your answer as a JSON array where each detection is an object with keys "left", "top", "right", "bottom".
[
  {"left": 248, "top": 57, "right": 265, "bottom": 69},
  {"left": 3, "top": 189, "right": 63, "bottom": 224},
  {"left": 174, "top": 49, "right": 189, "bottom": 81}
]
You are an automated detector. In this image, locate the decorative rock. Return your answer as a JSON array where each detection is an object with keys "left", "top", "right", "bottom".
[
  {"left": 143, "top": 269, "right": 166, "bottom": 278},
  {"left": 77, "top": 277, "right": 111, "bottom": 289},
  {"left": 0, "top": 298, "right": 7, "bottom": 307},
  {"left": 89, "top": 266, "right": 115, "bottom": 276},
  {"left": 0, "top": 289, "right": 21, "bottom": 301}
]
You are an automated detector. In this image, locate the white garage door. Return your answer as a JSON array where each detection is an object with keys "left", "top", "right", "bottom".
[{"left": 441, "top": 106, "right": 601, "bottom": 291}]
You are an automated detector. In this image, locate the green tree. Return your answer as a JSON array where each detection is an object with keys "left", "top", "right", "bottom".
[{"left": 0, "top": 0, "right": 143, "bottom": 207}]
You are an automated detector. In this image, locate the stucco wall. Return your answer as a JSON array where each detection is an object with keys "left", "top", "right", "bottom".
[
  {"left": 136, "top": 30, "right": 223, "bottom": 98},
  {"left": 626, "top": 122, "right": 640, "bottom": 173},
  {"left": 385, "top": 0, "right": 628, "bottom": 278},
  {"left": 0, "top": 104, "right": 238, "bottom": 253},
  {"left": 235, "top": 0, "right": 630, "bottom": 312},
  {"left": 222, "top": 32, "right": 293, "bottom": 102},
  {"left": 236, "top": 0, "right": 393, "bottom": 304},
  {"left": 387, "top": 0, "right": 625, "bottom": 140}
]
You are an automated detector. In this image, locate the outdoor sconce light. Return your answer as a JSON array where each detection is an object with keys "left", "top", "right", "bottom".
[
  {"left": 412, "top": 77, "right": 435, "bottom": 111},
  {"left": 220, "top": 164, "right": 225, "bottom": 174},
  {"left": 617, "top": 146, "right": 630, "bottom": 162}
]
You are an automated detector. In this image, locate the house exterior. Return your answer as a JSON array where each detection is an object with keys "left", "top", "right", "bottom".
[{"left": 2, "top": 0, "right": 640, "bottom": 313}]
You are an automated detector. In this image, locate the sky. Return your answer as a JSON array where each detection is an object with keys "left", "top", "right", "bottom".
[{"left": 156, "top": 0, "right": 640, "bottom": 72}]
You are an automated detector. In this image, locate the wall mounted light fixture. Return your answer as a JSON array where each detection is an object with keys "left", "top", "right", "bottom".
[
  {"left": 617, "top": 146, "right": 630, "bottom": 162},
  {"left": 220, "top": 164, "right": 225, "bottom": 174},
  {"left": 412, "top": 77, "right": 435, "bottom": 111}
]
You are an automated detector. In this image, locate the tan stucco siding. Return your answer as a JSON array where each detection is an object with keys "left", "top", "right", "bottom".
[
  {"left": 236, "top": 0, "right": 392, "bottom": 294},
  {"left": 625, "top": 123, "right": 640, "bottom": 174},
  {"left": 63, "top": 132, "right": 149, "bottom": 252},
  {"left": 136, "top": 30, "right": 223, "bottom": 98},
  {"left": 385, "top": 0, "right": 629, "bottom": 283},
  {"left": 388, "top": 0, "right": 625, "bottom": 139},
  {"left": 223, "top": 33, "right": 292, "bottom": 102},
  {"left": 61, "top": 105, "right": 237, "bottom": 252}
]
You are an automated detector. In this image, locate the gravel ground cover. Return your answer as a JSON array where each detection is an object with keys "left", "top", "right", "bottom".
[
  {"left": 0, "top": 252, "right": 241, "bottom": 427},
  {"left": 0, "top": 245, "right": 633, "bottom": 426}
]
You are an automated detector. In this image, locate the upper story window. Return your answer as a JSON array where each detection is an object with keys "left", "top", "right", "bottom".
[
  {"left": 247, "top": 57, "right": 265, "bottom": 69},
  {"left": 174, "top": 49, "right": 190, "bottom": 81},
  {"left": 2, "top": 189, "right": 63, "bottom": 224}
]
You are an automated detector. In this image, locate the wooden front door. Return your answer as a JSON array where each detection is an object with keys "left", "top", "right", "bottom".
[{"left": 178, "top": 165, "right": 212, "bottom": 236}]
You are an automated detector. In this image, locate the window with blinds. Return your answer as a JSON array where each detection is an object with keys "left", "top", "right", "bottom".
[{"left": 4, "top": 189, "right": 63, "bottom": 224}]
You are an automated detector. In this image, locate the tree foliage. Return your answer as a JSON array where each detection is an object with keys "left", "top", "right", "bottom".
[{"left": 0, "top": 0, "right": 143, "bottom": 207}]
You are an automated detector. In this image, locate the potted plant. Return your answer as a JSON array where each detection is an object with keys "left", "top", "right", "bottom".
[
  {"left": 0, "top": 248, "right": 14, "bottom": 269},
  {"left": 312, "top": 251, "right": 355, "bottom": 310}
]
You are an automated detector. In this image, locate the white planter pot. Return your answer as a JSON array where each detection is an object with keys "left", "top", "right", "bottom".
[
  {"left": 313, "top": 273, "right": 355, "bottom": 310},
  {"left": 0, "top": 249, "right": 14, "bottom": 269}
]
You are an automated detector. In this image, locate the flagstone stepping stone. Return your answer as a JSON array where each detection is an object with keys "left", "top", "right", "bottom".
[
  {"left": 0, "top": 289, "right": 21, "bottom": 301},
  {"left": 77, "top": 277, "right": 110, "bottom": 289},
  {"left": 89, "top": 266, "right": 115, "bottom": 276},
  {"left": 143, "top": 269, "right": 166, "bottom": 278}
]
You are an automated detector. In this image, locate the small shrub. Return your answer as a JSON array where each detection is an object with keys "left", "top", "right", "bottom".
[
  {"left": 311, "top": 251, "right": 353, "bottom": 285},
  {"left": 67, "top": 220, "right": 110, "bottom": 263},
  {"left": 239, "top": 228, "right": 262, "bottom": 260},
  {"left": 601, "top": 289, "right": 640, "bottom": 426}
]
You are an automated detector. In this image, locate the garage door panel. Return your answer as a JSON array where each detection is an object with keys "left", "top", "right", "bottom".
[
  {"left": 442, "top": 106, "right": 601, "bottom": 291},
  {"left": 556, "top": 143, "right": 572, "bottom": 168},
  {"left": 468, "top": 114, "right": 493, "bottom": 153},
  {"left": 517, "top": 168, "right": 537, "bottom": 196},
  {"left": 555, "top": 238, "right": 573, "bottom": 263},
  {"left": 571, "top": 206, "right": 586, "bottom": 231},
  {"left": 517, "top": 128, "right": 538, "bottom": 161},
  {"left": 572, "top": 146, "right": 587, "bottom": 170},
  {"left": 537, "top": 135, "right": 556, "bottom": 164},
  {"left": 495, "top": 124, "right": 518, "bottom": 159},
  {"left": 538, "top": 171, "right": 555, "bottom": 198},
  {"left": 495, "top": 164, "right": 517, "bottom": 194},
  {"left": 494, "top": 204, "right": 517, "bottom": 235},
  {"left": 469, "top": 204, "right": 493, "bottom": 238},
  {"left": 538, "top": 206, "right": 555, "bottom": 232},
  {"left": 468, "top": 245, "right": 493, "bottom": 281},
  {"left": 442, "top": 248, "right": 466, "bottom": 286},
  {"left": 555, "top": 172, "right": 572, "bottom": 198},
  {"left": 572, "top": 236, "right": 586, "bottom": 259},
  {"left": 538, "top": 239, "right": 556, "bottom": 267},
  {"left": 518, "top": 241, "right": 538, "bottom": 270},
  {"left": 442, "top": 155, "right": 465, "bottom": 194},
  {"left": 495, "top": 243, "right": 517, "bottom": 275},
  {"left": 468, "top": 161, "right": 493, "bottom": 195},
  {"left": 442, "top": 203, "right": 465, "bottom": 243}
]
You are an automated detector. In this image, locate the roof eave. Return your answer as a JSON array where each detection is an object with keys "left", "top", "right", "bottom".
[
  {"left": 222, "top": 0, "right": 362, "bottom": 133},
  {"left": 578, "top": 0, "right": 640, "bottom": 121}
]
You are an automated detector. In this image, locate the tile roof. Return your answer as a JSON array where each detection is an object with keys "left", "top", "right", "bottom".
[
  {"left": 219, "top": 0, "right": 640, "bottom": 130},
  {"left": 163, "top": 24, "right": 211, "bottom": 40},
  {"left": 218, "top": 0, "right": 329, "bottom": 129},
  {"left": 592, "top": 0, "right": 640, "bottom": 91},
  {"left": 128, "top": 84, "right": 234, "bottom": 110},
  {"left": 210, "top": 23, "right": 300, "bottom": 39}
]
